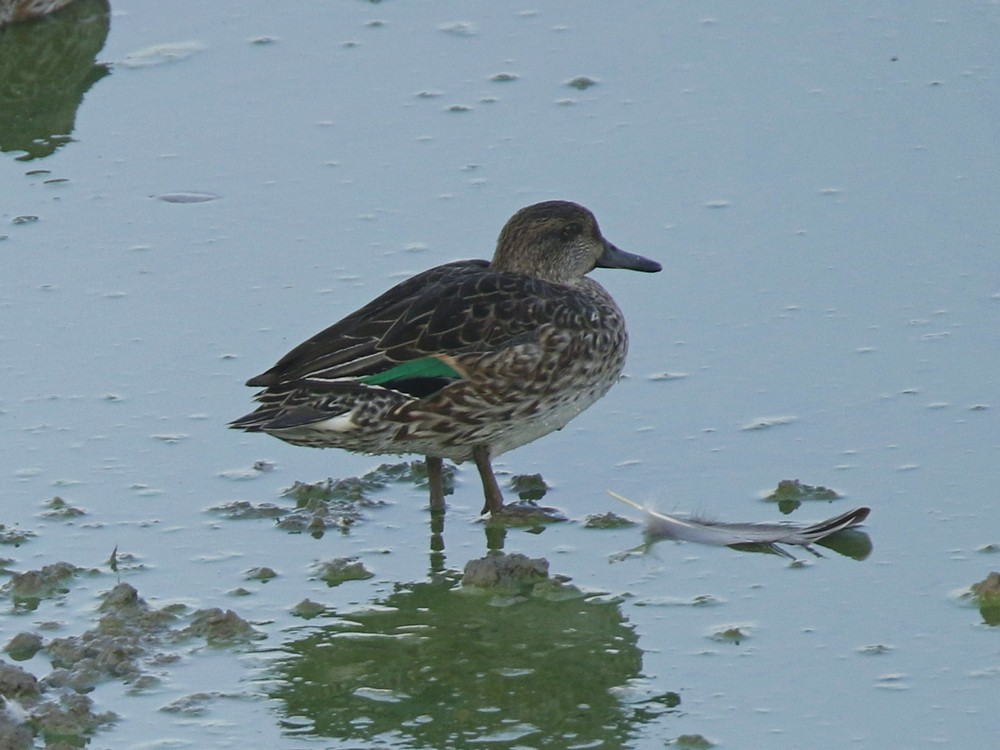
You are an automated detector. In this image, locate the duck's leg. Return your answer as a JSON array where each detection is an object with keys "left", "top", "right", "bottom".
[
  {"left": 426, "top": 456, "right": 446, "bottom": 511},
  {"left": 472, "top": 445, "right": 504, "bottom": 515}
]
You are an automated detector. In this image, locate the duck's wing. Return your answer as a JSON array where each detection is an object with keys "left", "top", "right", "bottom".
[{"left": 246, "top": 260, "right": 582, "bottom": 387}]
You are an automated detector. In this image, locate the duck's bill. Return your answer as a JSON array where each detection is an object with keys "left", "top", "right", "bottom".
[{"left": 597, "top": 241, "right": 662, "bottom": 273}]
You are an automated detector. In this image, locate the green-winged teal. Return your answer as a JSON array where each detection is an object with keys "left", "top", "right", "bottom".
[{"left": 231, "top": 200, "right": 661, "bottom": 514}]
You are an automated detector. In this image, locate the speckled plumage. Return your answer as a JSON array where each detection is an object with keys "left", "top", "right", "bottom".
[{"left": 231, "top": 201, "right": 661, "bottom": 514}]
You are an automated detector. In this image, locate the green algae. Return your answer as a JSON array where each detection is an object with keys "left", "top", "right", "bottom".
[
  {"left": 970, "top": 571, "right": 1000, "bottom": 625},
  {"left": 2, "top": 562, "right": 82, "bottom": 610},
  {"left": 311, "top": 558, "right": 374, "bottom": 587},
  {"left": 37, "top": 496, "right": 86, "bottom": 519},
  {"left": 764, "top": 479, "right": 842, "bottom": 514},
  {"left": 584, "top": 511, "right": 637, "bottom": 529},
  {"left": 507, "top": 473, "right": 548, "bottom": 501},
  {"left": 181, "top": 608, "right": 263, "bottom": 645},
  {"left": 0, "top": 524, "right": 35, "bottom": 547},
  {"left": 214, "top": 461, "right": 459, "bottom": 538},
  {"left": 244, "top": 566, "right": 278, "bottom": 582}
]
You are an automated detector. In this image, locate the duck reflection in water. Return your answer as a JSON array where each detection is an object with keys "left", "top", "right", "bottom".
[
  {"left": 0, "top": 0, "right": 111, "bottom": 160},
  {"left": 272, "top": 551, "right": 679, "bottom": 746}
]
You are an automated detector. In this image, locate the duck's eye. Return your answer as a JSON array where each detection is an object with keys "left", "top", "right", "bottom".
[{"left": 561, "top": 222, "right": 582, "bottom": 241}]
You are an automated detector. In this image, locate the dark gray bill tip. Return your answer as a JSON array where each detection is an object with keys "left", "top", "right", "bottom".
[{"left": 596, "top": 241, "right": 662, "bottom": 273}]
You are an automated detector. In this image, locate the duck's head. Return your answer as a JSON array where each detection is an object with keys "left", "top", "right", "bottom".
[{"left": 491, "top": 200, "right": 661, "bottom": 283}]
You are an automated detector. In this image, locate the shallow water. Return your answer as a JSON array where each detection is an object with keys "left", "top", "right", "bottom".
[{"left": 2, "top": 1, "right": 999, "bottom": 748}]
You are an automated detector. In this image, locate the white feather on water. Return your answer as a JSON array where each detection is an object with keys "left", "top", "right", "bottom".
[{"left": 608, "top": 491, "right": 870, "bottom": 554}]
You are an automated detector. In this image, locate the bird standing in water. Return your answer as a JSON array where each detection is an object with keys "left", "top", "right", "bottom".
[{"left": 231, "top": 201, "right": 661, "bottom": 514}]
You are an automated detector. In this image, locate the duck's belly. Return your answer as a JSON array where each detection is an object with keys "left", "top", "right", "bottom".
[
  {"left": 480, "top": 376, "right": 618, "bottom": 458},
  {"left": 393, "top": 335, "right": 628, "bottom": 461}
]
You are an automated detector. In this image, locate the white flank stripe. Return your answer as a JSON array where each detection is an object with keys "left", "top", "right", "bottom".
[{"left": 314, "top": 412, "right": 357, "bottom": 432}]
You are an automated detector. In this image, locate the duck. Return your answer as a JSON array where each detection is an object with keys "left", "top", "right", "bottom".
[{"left": 231, "top": 200, "right": 661, "bottom": 515}]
